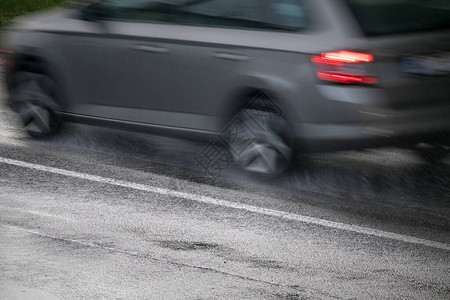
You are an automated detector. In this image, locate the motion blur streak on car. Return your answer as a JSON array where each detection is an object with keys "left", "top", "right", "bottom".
[
  {"left": 1, "top": 0, "right": 450, "bottom": 174},
  {"left": 0, "top": 49, "right": 14, "bottom": 68}
]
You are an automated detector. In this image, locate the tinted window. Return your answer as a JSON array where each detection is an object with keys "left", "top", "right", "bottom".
[
  {"left": 178, "top": 0, "right": 265, "bottom": 29},
  {"left": 345, "top": 0, "right": 450, "bottom": 36},
  {"left": 100, "top": 0, "right": 308, "bottom": 31},
  {"left": 180, "top": 0, "right": 307, "bottom": 31},
  {"left": 269, "top": 0, "right": 308, "bottom": 29},
  {"left": 102, "top": 0, "right": 177, "bottom": 22}
]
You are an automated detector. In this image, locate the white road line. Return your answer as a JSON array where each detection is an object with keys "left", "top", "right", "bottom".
[{"left": 1, "top": 156, "right": 449, "bottom": 251}]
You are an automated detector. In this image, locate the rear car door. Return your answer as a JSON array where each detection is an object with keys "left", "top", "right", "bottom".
[{"left": 103, "top": 0, "right": 309, "bottom": 131}]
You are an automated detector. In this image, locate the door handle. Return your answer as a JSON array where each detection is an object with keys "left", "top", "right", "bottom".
[
  {"left": 131, "top": 45, "right": 169, "bottom": 54},
  {"left": 211, "top": 52, "right": 250, "bottom": 62}
]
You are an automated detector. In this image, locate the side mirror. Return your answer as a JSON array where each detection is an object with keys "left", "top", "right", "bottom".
[{"left": 81, "top": 2, "right": 106, "bottom": 22}]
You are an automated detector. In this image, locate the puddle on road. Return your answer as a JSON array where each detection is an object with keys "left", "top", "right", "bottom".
[{"left": 156, "top": 240, "right": 221, "bottom": 251}]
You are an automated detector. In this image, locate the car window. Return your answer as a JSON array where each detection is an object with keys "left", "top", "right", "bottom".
[
  {"left": 269, "top": 0, "right": 308, "bottom": 30},
  {"left": 178, "top": 0, "right": 308, "bottom": 31},
  {"left": 101, "top": 0, "right": 178, "bottom": 22},
  {"left": 178, "top": 0, "right": 265, "bottom": 28},
  {"left": 100, "top": 0, "right": 308, "bottom": 31}
]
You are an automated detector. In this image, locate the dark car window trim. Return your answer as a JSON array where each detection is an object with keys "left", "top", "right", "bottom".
[{"left": 344, "top": 0, "right": 450, "bottom": 36}]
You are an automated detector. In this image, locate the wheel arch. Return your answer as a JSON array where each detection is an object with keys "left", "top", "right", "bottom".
[
  {"left": 8, "top": 46, "right": 69, "bottom": 111},
  {"left": 217, "top": 74, "right": 301, "bottom": 138}
]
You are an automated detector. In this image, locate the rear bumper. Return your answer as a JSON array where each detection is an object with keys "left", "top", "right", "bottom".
[
  {"left": 295, "top": 82, "right": 450, "bottom": 152},
  {"left": 294, "top": 107, "right": 450, "bottom": 152}
]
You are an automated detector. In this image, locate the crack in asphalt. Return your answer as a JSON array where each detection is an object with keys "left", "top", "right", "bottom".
[{"left": 1, "top": 223, "right": 342, "bottom": 300}]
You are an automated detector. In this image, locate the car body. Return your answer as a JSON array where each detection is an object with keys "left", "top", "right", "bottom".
[{"left": 1, "top": 0, "right": 450, "bottom": 173}]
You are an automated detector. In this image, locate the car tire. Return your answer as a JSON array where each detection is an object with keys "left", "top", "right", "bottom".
[
  {"left": 10, "top": 69, "right": 61, "bottom": 138},
  {"left": 225, "top": 97, "right": 293, "bottom": 175}
]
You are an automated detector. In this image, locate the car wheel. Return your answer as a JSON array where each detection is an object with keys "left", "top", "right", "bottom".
[
  {"left": 225, "top": 98, "right": 293, "bottom": 175},
  {"left": 10, "top": 69, "right": 61, "bottom": 138}
]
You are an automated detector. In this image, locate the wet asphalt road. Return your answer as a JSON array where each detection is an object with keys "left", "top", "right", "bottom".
[{"left": 0, "top": 75, "right": 449, "bottom": 299}]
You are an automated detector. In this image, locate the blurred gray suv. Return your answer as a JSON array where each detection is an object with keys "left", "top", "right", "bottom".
[{"left": 2, "top": 0, "right": 450, "bottom": 174}]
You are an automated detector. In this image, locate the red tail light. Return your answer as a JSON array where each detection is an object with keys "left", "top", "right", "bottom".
[{"left": 312, "top": 51, "right": 377, "bottom": 85}]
